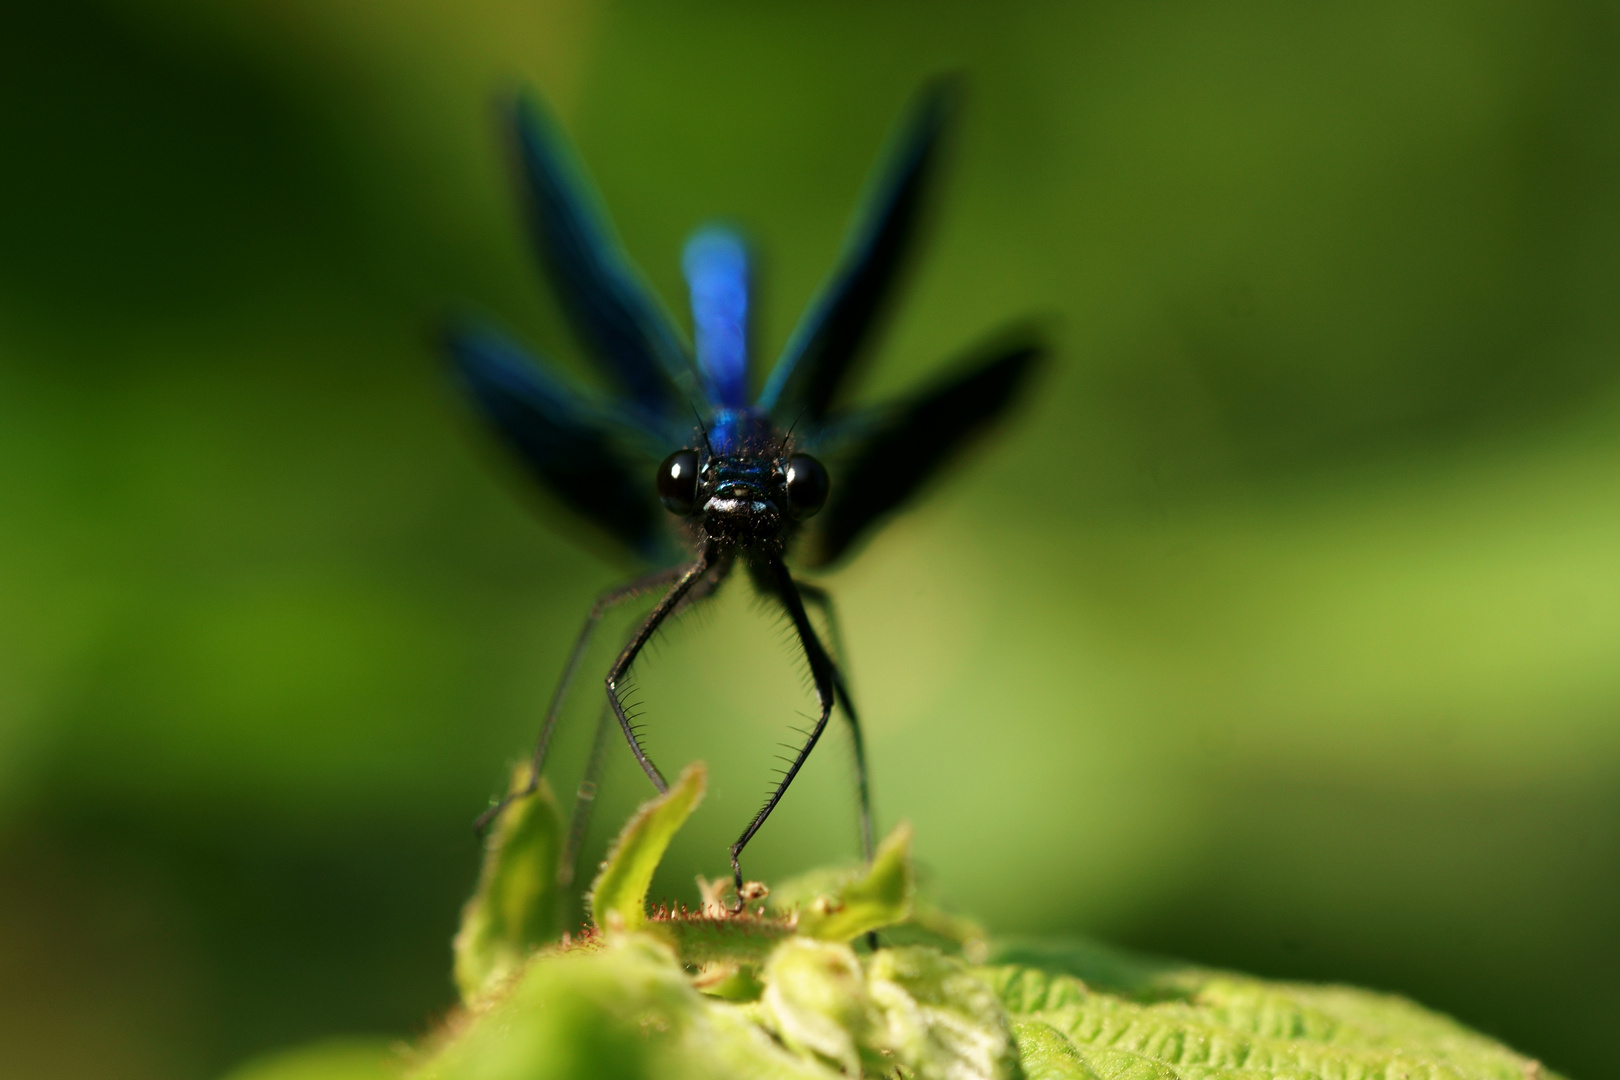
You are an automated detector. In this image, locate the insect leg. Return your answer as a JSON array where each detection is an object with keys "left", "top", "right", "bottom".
[
  {"left": 558, "top": 698, "right": 613, "bottom": 887},
  {"left": 795, "top": 581, "right": 874, "bottom": 863},
  {"left": 475, "top": 564, "right": 686, "bottom": 833},
  {"left": 728, "top": 556, "right": 837, "bottom": 902},
  {"left": 559, "top": 563, "right": 730, "bottom": 885},
  {"left": 606, "top": 552, "right": 717, "bottom": 793}
]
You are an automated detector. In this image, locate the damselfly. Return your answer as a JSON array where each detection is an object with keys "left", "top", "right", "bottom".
[{"left": 446, "top": 79, "right": 1041, "bottom": 904}]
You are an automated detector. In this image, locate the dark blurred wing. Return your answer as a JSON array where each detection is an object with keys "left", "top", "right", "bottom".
[
  {"left": 510, "top": 95, "right": 696, "bottom": 417},
  {"left": 757, "top": 78, "right": 959, "bottom": 423},
  {"left": 447, "top": 322, "right": 677, "bottom": 564},
  {"left": 682, "top": 226, "right": 752, "bottom": 408},
  {"left": 800, "top": 338, "right": 1042, "bottom": 568}
]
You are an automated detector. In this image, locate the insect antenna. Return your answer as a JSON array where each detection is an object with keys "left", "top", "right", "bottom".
[
  {"left": 687, "top": 399, "right": 716, "bottom": 457},
  {"left": 778, "top": 406, "right": 808, "bottom": 457}
]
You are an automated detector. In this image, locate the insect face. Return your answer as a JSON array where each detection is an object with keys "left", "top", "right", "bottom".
[{"left": 695, "top": 452, "right": 785, "bottom": 544}]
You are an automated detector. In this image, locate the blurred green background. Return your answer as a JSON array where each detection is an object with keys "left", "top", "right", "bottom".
[{"left": 2, "top": 0, "right": 1617, "bottom": 1077}]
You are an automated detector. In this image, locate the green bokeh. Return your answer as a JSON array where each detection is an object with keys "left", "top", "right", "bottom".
[{"left": 1, "top": 0, "right": 1617, "bottom": 1077}]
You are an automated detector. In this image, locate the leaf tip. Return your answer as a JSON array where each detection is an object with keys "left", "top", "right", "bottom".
[{"left": 588, "top": 761, "right": 707, "bottom": 932}]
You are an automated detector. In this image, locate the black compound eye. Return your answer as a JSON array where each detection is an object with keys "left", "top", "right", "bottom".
[
  {"left": 784, "top": 454, "right": 829, "bottom": 519},
  {"left": 657, "top": 449, "right": 701, "bottom": 515}
]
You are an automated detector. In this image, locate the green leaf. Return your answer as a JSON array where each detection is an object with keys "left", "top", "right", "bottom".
[
  {"left": 982, "top": 937, "right": 1563, "bottom": 1080},
  {"left": 1012, "top": 1022, "right": 1103, "bottom": 1080},
  {"left": 220, "top": 1039, "right": 401, "bottom": 1080},
  {"left": 418, "top": 933, "right": 833, "bottom": 1080},
  {"left": 588, "top": 761, "right": 706, "bottom": 932},
  {"left": 759, "top": 938, "right": 877, "bottom": 1075},
  {"left": 792, "top": 821, "right": 914, "bottom": 943},
  {"left": 758, "top": 939, "right": 1021, "bottom": 1080},
  {"left": 867, "top": 945, "right": 1019, "bottom": 1080},
  {"left": 452, "top": 766, "right": 563, "bottom": 1004},
  {"left": 656, "top": 912, "right": 794, "bottom": 968},
  {"left": 405, "top": 928, "right": 1566, "bottom": 1080},
  {"left": 243, "top": 790, "right": 1568, "bottom": 1080}
]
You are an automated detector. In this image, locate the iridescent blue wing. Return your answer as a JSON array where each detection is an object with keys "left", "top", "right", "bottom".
[
  {"left": 682, "top": 226, "right": 752, "bottom": 408},
  {"left": 797, "top": 334, "right": 1043, "bottom": 568},
  {"left": 757, "top": 78, "right": 959, "bottom": 424},
  {"left": 509, "top": 94, "right": 697, "bottom": 417},
  {"left": 446, "top": 321, "right": 680, "bottom": 564}
]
